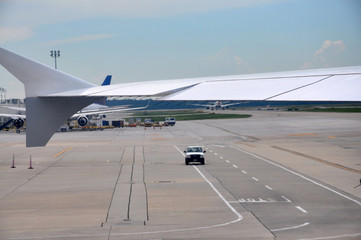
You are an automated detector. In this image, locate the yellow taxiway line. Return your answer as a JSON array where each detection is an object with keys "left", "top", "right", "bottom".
[{"left": 53, "top": 147, "right": 72, "bottom": 157}]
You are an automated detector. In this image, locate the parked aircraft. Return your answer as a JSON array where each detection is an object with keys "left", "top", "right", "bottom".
[
  {"left": 0, "top": 75, "right": 111, "bottom": 131},
  {"left": 0, "top": 47, "right": 360, "bottom": 147},
  {"left": 191, "top": 101, "right": 246, "bottom": 110},
  {"left": 0, "top": 74, "right": 148, "bottom": 132}
]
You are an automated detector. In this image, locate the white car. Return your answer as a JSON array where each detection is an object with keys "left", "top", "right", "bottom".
[
  {"left": 164, "top": 117, "right": 176, "bottom": 126},
  {"left": 184, "top": 146, "right": 206, "bottom": 165}
]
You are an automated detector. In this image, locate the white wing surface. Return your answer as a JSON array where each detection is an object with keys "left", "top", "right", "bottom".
[
  {"left": 1, "top": 47, "right": 360, "bottom": 147},
  {"left": 160, "top": 69, "right": 361, "bottom": 101},
  {"left": 43, "top": 66, "right": 361, "bottom": 102}
]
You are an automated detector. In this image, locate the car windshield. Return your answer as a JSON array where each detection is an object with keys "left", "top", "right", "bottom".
[{"left": 187, "top": 147, "right": 202, "bottom": 152}]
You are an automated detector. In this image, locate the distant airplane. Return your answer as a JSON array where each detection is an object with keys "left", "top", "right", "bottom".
[
  {"left": 0, "top": 75, "right": 148, "bottom": 132},
  {"left": 0, "top": 47, "right": 360, "bottom": 147},
  {"left": 191, "top": 101, "right": 246, "bottom": 110}
]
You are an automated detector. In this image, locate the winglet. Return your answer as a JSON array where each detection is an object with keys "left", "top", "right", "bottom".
[
  {"left": 0, "top": 47, "right": 95, "bottom": 97},
  {"left": 0, "top": 47, "right": 99, "bottom": 147}
]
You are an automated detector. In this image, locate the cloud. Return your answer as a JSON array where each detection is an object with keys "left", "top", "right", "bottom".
[
  {"left": 234, "top": 56, "right": 253, "bottom": 73},
  {"left": 302, "top": 40, "right": 347, "bottom": 69},
  {"left": 45, "top": 34, "right": 116, "bottom": 46},
  {"left": 0, "top": 27, "right": 33, "bottom": 43},
  {"left": 202, "top": 47, "right": 253, "bottom": 75},
  {"left": 314, "top": 40, "right": 346, "bottom": 63}
]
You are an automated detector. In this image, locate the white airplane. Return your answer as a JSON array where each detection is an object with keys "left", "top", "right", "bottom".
[
  {"left": 70, "top": 102, "right": 149, "bottom": 127},
  {"left": 0, "top": 47, "right": 360, "bottom": 147},
  {"left": 191, "top": 100, "right": 246, "bottom": 110}
]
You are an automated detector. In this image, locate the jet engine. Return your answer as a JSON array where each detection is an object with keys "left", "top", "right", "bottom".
[
  {"left": 77, "top": 116, "right": 89, "bottom": 127},
  {"left": 13, "top": 118, "right": 25, "bottom": 128}
]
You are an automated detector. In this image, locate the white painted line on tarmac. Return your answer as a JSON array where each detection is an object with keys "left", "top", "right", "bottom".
[
  {"left": 9, "top": 147, "right": 245, "bottom": 240},
  {"left": 193, "top": 165, "right": 243, "bottom": 220},
  {"left": 232, "top": 164, "right": 238, "bottom": 168},
  {"left": 296, "top": 206, "right": 308, "bottom": 213},
  {"left": 252, "top": 177, "right": 259, "bottom": 182},
  {"left": 281, "top": 195, "right": 292, "bottom": 202},
  {"left": 230, "top": 197, "right": 291, "bottom": 204},
  {"left": 230, "top": 146, "right": 361, "bottom": 206},
  {"left": 242, "top": 170, "right": 247, "bottom": 174},
  {"left": 214, "top": 152, "right": 218, "bottom": 156},
  {"left": 265, "top": 185, "right": 273, "bottom": 190},
  {"left": 13, "top": 217, "right": 248, "bottom": 240},
  {"left": 271, "top": 222, "right": 309, "bottom": 232},
  {"left": 174, "top": 146, "right": 243, "bottom": 221},
  {"left": 220, "top": 156, "right": 224, "bottom": 159},
  {"left": 226, "top": 160, "right": 230, "bottom": 163}
]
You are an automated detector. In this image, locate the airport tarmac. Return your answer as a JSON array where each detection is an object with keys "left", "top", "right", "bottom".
[{"left": 0, "top": 110, "right": 361, "bottom": 240}]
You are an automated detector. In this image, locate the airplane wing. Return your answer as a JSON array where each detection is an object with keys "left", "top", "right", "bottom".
[
  {"left": 222, "top": 102, "right": 244, "bottom": 107},
  {"left": 0, "top": 113, "right": 26, "bottom": 119},
  {"left": 189, "top": 103, "right": 212, "bottom": 108},
  {"left": 1, "top": 47, "right": 360, "bottom": 147},
  {"left": 72, "top": 102, "right": 149, "bottom": 117},
  {"left": 3, "top": 106, "right": 26, "bottom": 112}
]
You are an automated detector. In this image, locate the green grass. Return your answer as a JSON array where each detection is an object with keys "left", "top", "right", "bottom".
[
  {"left": 174, "top": 113, "right": 252, "bottom": 121},
  {"left": 133, "top": 110, "right": 205, "bottom": 116},
  {"left": 300, "top": 108, "right": 361, "bottom": 113},
  {"left": 126, "top": 111, "right": 252, "bottom": 122}
]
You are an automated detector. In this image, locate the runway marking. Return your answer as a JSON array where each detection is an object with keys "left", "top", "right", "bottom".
[
  {"left": 53, "top": 147, "right": 72, "bottom": 157},
  {"left": 193, "top": 165, "right": 243, "bottom": 220},
  {"left": 296, "top": 206, "right": 308, "bottom": 213},
  {"left": 174, "top": 146, "right": 243, "bottom": 221},
  {"left": 281, "top": 195, "right": 292, "bottom": 202},
  {"left": 230, "top": 146, "right": 361, "bottom": 206},
  {"left": 238, "top": 198, "right": 275, "bottom": 203},
  {"left": 252, "top": 177, "right": 259, "bottom": 181},
  {"left": 10, "top": 217, "right": 249, "bottom": 240},
  {"left": 265, "top": 185, "right": 273, "bottom": 190},
  {"left": 298, "top": 232, "right": 361, "bottom": 240},
  {"left": 242, "top": 170, "right": 247, "bottom": 174},
  {"left": 212, "top": 145, "right": 227, "bottom": 148},
  {"left": 18, "top": 148, "right": 243, "bottom": 239},
  {"left": 214, "top": 152, "right": 218, "bottom": 156},
  {"left": 226, "top": 160, "right": 230, "bottom": 163},
  {"left": 219, "top": 156, "right": 224, "bottom": 159},
  {"left": 271, "top": 222, "right": 310, "bottom": 232},
  {"left": 232, "top": 164, "right": 238, "bottom": 168},
  {"left": 230, "top": 197, "right": 291, "bottom": 203}
]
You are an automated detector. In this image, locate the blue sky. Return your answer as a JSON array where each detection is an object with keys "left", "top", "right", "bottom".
[{"left": 1, "top": 0, "right": 361, "bottom": 98}]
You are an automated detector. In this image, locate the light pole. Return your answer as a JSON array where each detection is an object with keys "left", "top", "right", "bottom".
[
  {"left": 50, "top": 50, "right": 60, "bottom": 69},
  {"left": 0, "top": 87, "right": 6, "bottom": 103}
]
